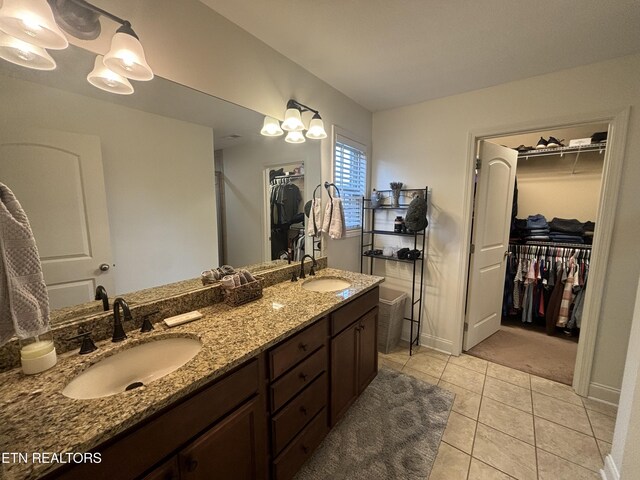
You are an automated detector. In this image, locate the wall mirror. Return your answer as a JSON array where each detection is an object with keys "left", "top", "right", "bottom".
[{"left": 0, "top": 45, "right": 320, "bottom": 324}]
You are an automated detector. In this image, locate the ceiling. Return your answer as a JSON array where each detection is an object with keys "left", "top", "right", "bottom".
[{"left": 200, "top": 0, "right": 640, "bottom": 112}]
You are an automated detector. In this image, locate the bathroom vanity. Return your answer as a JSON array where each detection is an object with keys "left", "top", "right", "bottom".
[{"left": 0, "top": 266, "right": 382, "bottom": 480}]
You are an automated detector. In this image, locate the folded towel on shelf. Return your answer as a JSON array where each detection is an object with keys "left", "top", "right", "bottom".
[
  {"left": 322, "top": 198, "right": 346, "bottom": 239},
  {"left": 307, "top": 198, "right": 322, "bottom": 238},
  {"left": 0, "top": 183, "right": 51, "bottom": 346}
]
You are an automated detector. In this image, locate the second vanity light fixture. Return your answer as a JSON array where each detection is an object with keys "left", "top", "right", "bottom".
[
  {"left": 0, "top": 0, "right": 153, "bottom": 95},
  {"left": 261, "top": 99, "right": 328, "bottom": 144}
]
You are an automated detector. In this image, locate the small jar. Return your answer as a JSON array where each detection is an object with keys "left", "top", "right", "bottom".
[
  {"left": 394, "top": 216, "right": 404, "bottom": 233},
  {"left": 20, "top": 331, "right": 57, "bottom": 375}
]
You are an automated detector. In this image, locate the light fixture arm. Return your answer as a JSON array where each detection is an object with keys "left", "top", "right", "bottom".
[
  {"left": 66, "top": 0, "right": 128, "bottom": 28},
  {"left": 287, "top": 99, "right": 321, "bottom": 117}
]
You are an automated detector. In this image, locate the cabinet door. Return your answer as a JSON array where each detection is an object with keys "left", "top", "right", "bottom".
[
  {"left": 178, "top": 396, "right": 266, "bottom": 480},
  {"left": 330, "top": 322, "right": 359, "bottom": 426},
  {"left": 357, "top": 307, "right": 378, "bottom": 393},
  {"left": 142, "top": 457, "right": 179, "bottom": 480}
]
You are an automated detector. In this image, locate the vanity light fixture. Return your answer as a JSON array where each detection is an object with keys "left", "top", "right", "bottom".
[
  {"left": 261, "top": 99, "right": 327, "bottom": 142},
  {"left": 0, "top": 31, "right": 57, "bottom": 70},
  {"left": 0, "top": 0, "right": 153, "bottom": 94},
  {"left": 0, "top": 0, "right": 68, "bottom": 50},
  {"left": 87, "top": 54, "right": 133, "bottom": 95}
]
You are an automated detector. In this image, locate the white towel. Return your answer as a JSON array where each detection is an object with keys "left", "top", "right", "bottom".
[
  {"left": 0, "top": 183, "right": 51, "bottom": 346},
  {"left": 307, "top": 198, "right": 322, "bottom": 238},
  {"left": 322, "top": 198, "right": 346, "bottom": 239}
]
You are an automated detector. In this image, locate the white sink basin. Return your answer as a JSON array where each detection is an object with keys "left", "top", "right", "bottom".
[
  {"left": 62, "top": 337, "right": 202, "bottom": 400},
  {"left": 302, "top": 277, "right": 352, "bottom": 292}
]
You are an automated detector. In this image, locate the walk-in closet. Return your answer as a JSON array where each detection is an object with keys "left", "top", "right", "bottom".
[{"left": 465, "top": 124, "right": 607, "bottom": 385}]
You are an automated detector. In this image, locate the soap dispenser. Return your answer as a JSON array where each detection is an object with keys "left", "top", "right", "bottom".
[{"left": 19, "top": 330, "right": 57, "bottom": 375}]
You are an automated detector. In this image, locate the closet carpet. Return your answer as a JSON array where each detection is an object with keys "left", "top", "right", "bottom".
[{"left": 466, "top": 324, "right": 578, "bottom": 385}]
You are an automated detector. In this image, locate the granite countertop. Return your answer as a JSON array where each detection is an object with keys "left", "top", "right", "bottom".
[{"left": 0, "top": 268, "right": 383, "bottom": 480}]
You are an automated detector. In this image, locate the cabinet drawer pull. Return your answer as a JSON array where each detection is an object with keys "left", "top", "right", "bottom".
[
  {"left": 186, "top": 459, "right": 198, "bottom": 472},
  {"left": 300, "top": 405, "right": 308, "bottom": 415},
  {"left": 360, "top": 323, "right": 365, "bottom": 330},
  {"left": 301, "top": 445, "right": 309, "bottom": 454},
  {"left": 298, "top": 342, "right": 308, "bottom": 352},
  {"left": 299, "top": 372, "right": 308, "bottom": 381}
]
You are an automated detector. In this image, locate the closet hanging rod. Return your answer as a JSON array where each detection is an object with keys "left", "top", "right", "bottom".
[
  {"left": 272, "top": 173, "right": 304, "bottom": 180},
  {"left": 510, "top": 241, "right": 592, "bottom": 250}
]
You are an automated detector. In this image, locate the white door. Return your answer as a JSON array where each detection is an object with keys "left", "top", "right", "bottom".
[
  {"left": 463, "top": 141, "right": 518, "bottom": 350},
  {"left": 0, "top": 128, "right": 114, "bottom": 310}
]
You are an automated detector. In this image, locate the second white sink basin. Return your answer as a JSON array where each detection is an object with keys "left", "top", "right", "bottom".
[
  {"left": 302, "top": 277, "right": 352, "bottom": 292},
  {"left": 62, "top": 337, "right": 202, "bottom": 400}
]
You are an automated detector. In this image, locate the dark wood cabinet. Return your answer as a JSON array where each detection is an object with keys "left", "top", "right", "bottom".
[
  {"left": 142, "top": 457, "right": 179, "bottom": 480},
  {"left": 330, "top": 289, "right": 379, "bottom": 426}
]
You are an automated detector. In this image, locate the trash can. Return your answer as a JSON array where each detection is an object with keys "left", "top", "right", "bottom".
[{"left": 377, "top": 286, "right": 408, "bottom": 354}]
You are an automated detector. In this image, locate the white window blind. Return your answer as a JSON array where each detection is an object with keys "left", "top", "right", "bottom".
[{"left": 333, "top": 135, "right": 367, "bottom": 231}]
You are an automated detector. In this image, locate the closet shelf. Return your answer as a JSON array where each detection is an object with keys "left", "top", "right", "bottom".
[
  {"left": 362, "top": 229, "right": 425, "bottom": 237},
  {"left": 362, "top": 253, "right": 424, "bottom": 264},
  {"left": 517, "top": 142, "right": 606, "bottom": 159},
  {"left": 510, "top": 240, "right": 592, "bottom": 250}
]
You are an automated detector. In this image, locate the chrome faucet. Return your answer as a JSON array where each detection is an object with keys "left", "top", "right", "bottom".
[
  {"left": 299, "top": 255, "right": 317, "bottom": 279},
  {"left": 112, "top": 297, "right": 132, "bottom": 342},
  {"left": 95, "top": 285, "right": 109, "bottom": 311}
]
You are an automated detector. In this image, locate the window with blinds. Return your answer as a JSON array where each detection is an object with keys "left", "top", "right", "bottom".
[{"left": 333, "top": 135, "right": 367, "bottom": 231}]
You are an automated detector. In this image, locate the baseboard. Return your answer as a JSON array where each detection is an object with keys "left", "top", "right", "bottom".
[
  {"left": 399, "top": 331, "right": 453, "bottom": 354},
  {"left": 589, "top": 382, "right": 621, "bottom": 405},
  {"left": 600, "top": 454, "right": 620, "bottom": 480}
]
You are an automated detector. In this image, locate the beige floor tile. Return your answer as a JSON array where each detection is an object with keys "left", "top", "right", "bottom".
[
  {"left": 438, "top": 380, "right": 482, "bottom": 420},
  {"left": 472, "top": 423, "right": 537, "bottom": 480},
  {"left": 530, "top": 375, "right": 583, "bottom": 406},
  {"left": 378, "top": 346, "right": 410, "bottom": 367},
  {"left": 582, "top": 397, "right": 618, "bottom": 418},
  {"left": 478, "top": 397, "right": 535, "bottom": 445},
  {"left": 483, "top": 376, "right": 532, "bottom": 413},
  {"left": 416, "top": 347, "right": 451, "bottom": 363},
  {"left": 597, "top": 439, "right": 612, "bottom": 462},
  {"left": 379, "top": 356, "right": 404, "bottom": 372},
  {"left": 429, "top": 442, "right": 470, "bottom": 480},
  {"left": 442, "top": 411, "right": 477, "bottom": 454},
  {"left": 534, "top": 417, "right": 602, "bottom": 472},
  {"left": 486, "top": 363, "right": 530, "bottom": 389},
  {"left": 537, "top": 449, "right": 600, "bottom": 480},
  {"left": 532, "top": 391, "right": 592, "bottom": 435},
  {"left": 405, "top": 354, "right": 448, "bottom": 378},
  {"left": 449, "top": 353, "right": 488, "bottom": 374},
  {"left": 587, "top": 409, "right": 615, "bottom": 443},
  {"left": 468, "top": 459, "right": 513, "bottom": 479},
  {"left": 402, "top": 366, "right": 440, "bottom": 385},
  {"left": 440, "top": 363, "right": 485, "bottom": 394}
]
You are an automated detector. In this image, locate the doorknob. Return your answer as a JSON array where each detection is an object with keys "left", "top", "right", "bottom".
[
  {"left": 504, "top": 251, "right": 512, "bottom": 259},
  {"left": 99, "top": 263, "right": 110, "bottom": 271}
]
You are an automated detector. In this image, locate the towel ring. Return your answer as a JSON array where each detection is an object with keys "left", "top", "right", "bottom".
[{"left": 323, "top": 181, "right": 341, "bottom": 198}]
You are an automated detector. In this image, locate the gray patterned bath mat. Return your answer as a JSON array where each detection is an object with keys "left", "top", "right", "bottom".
[{"left": 295, "top": 367, "right": 454, "bottom": 480}]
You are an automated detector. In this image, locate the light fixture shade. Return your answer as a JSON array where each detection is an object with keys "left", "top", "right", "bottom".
[
  {"left": 0, "top": 32, "right": 56, "bottom": 70},
  {"left": 260, "top": 116, "right": 284, "bottom": 136},
  {"left": 306, "top": 115, "right": 327, "bottom": 139},
  {"left": 104, "top": 31, "right": 153, "bottom": 81},
  {"left": 0, "top": 0, "right": 68, "bottom": 50},
  {"left": 281, "top": 107, "right": 304, "bottom": 132},
  {"left": 87, "top": 55, "right": 134, "bottom": 95},
  {"left": 285, "top": 131, "right": 306, "bottom": 144}
]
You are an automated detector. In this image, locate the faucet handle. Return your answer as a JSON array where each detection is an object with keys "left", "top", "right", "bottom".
[
  {"left": 140, "top": 310, "right": 159, "bottom": 333},
  {"left": 69, "top": 332, "right": 97, "bottom": 355}
]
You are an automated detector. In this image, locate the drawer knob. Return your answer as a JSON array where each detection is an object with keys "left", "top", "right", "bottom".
[
  {"left": 298, "top": 342, "right": 308, "bottom": 352},
  {"left": 300, "top": 406, "right": 308, "bottom": 415},
  {"left": 186, "top": 459, "right": 198, "bottom": 472},
  {"left": 299, "top": 372, "right": 308, "bottom": 381},
  {"left": 301, "top": 445, "right": 309, "bottom": 454}
]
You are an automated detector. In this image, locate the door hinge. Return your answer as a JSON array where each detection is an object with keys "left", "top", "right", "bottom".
[
  {"left": 470, "top": 244, "right": 475, "bottom": 254},
  {"left": 463, "top": 323, "right": 469, "bottom": 332},
  {"left": 475, "top": 157, "right": 481, "bottom": 170}
]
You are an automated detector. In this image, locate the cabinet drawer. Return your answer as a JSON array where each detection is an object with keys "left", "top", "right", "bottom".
[
  {"left": 272, "top": 372, "right": 327, "bottom": 455},
  {"left": 271, "top": 346, "right": 326, "bottom": 412},
  {"left": 272, "top": 408, "right": 328, "bottom": 480},
  {"left": 269, "top": 317, "right": 327, "bottom": 380},
  {"left": 330, "top": 287, "right": 379, "bottom": 336}
]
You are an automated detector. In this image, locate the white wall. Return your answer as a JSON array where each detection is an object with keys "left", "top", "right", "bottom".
[
  {"left": 0, "top": 75, "right": 217, "bottom": 295},
  {"left": 372, "top": 54, "right": 640, "bottom": 399},
  {"left": 68, "top": 0, "right": 373, "bottom": 271},
  {"left": 221, "top": 139, "right": 320, "bottom": 267}
]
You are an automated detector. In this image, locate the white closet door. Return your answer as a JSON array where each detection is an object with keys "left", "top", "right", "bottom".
[
  {"left": 0, "top": 128, "right": 114, "bottom": 310},
  {"left": 464, "top": 141, "right": 518, "bottom": 350}
]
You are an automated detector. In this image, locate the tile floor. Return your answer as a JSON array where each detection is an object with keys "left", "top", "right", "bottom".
[{"left": 379, "top": 344, "right": 618, "bottom": 480}]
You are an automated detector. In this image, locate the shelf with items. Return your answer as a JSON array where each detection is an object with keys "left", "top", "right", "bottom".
[
  {"left": 517, "top": 141, "right": 606, "bottom": 174},
  {"left": 360, "top": 187, "right": 428, "bottom": 355}
]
